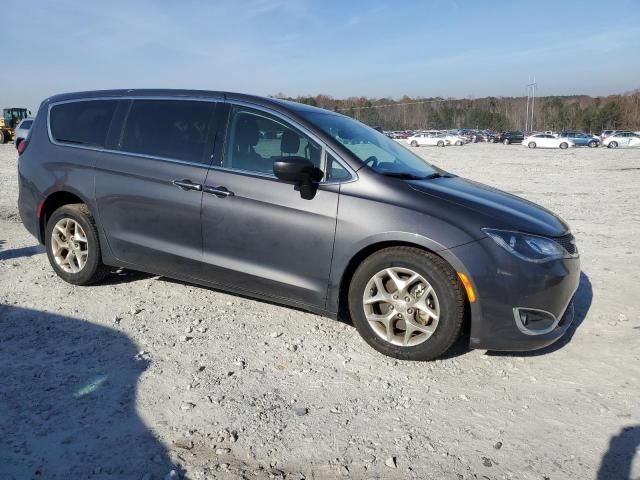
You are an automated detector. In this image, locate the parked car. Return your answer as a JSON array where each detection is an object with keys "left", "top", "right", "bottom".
[
  {"left": 442, "top": 132, "right": 466, "bottom": 146},
  {"left": 558, "top": 132, "right": 600, "bottom": 147},
  {"left": 18, "top": 89, "right": 580, "bottom": 361},
  {"left": 406, "top": 133, "right": 448, "bottom": 147},
  {"left": 14, "top": 118, "right": 34, "bottom": 150},
  {"left": 498, "top": 131, "right": 525, "bottom": 145},
  {"left": 524, "top": 134, "right": 575, "bottom": 149},
  {"left": 602, "top": 131, "right": 640, "bottom": 148}
]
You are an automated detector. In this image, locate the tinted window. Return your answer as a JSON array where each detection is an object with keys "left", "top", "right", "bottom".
[
  {"left": 20, "top": 120, "right": 33, "bottom": 130},
  {"left": 121, "top": 100, "right": 215, "bottom": 163},
  {"left": 50, "top": 100, "right": 116, "bottom": 147},
  {"left": 223, "top": 107, "right": 321, "bottom": 175}
]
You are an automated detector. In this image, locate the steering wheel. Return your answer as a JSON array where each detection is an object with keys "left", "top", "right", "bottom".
[{"left": 364, "top": 155, "right": 379, "bottom": 168}]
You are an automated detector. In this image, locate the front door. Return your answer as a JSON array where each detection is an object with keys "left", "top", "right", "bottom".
[
  {"left": 200, "top": 104, "right": 339, "bottom": 309},
  {"left": 95, "top": 99, "right": 218, "bottom": 277}
]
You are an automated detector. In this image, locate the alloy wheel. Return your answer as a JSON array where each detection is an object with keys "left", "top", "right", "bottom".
[
  {"left": 50, "top": 217, "right": 89, "bottom": 273},
  {"left": 362, "top": 267, "right": 440, "bottom": 347}
]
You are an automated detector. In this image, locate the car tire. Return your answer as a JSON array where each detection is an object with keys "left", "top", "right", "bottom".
[
  {"left": 348, "top": 247, "right": 465, "bottom": 361},
  {"left": 437, "top": 140, "right": 445, "bottom": 147},
  {"left": 45, "top": 204, "right": 110, "bottom": 285},
  {"left": 559, "top": 142, "right": 568, "bottom": 149},
  {"left": 588, "top": 141, "right": 597, "bottom": 148},
  {"left": 410, "top": 140, "right": 418, "bottom": 147},
  {"left": 504, "top": 139, "right": 510, "bottom": 145},
  {"left": 528, "top": 142, "right": 536, "bottom": 149},
  {"left": 608, "top": 141, "right": 618, "bottom": 149},
  {"left": 455, "top": 141, "right": 462, "bottom": 146}
]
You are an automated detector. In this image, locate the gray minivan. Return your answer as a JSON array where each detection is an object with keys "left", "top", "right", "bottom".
[{"left": 18, "top": 90, "right": 580, "bottom": 360}]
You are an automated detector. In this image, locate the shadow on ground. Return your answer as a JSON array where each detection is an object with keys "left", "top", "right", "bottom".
[
  {"left": 0, "top": 305, "right": 180, "bottom": 480},
  {"left": 0, "top": 243, "right": 45, "bottom": 261},
  {"left": 486, "top": 271, "right": 593, "bottom": 357},
  {"left": 597, "top": 425, "right": 640, "bottom": 480}
]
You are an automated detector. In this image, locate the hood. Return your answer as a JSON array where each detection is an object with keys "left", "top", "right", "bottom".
[{"left": 409, "top": 176, "right": 570, "bottom": 237}]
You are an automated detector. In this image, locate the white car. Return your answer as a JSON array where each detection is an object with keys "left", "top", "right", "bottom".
[
  {"left": 406, "top": 133, "right": 448, "bottom": 147},
  {"left": 442, "top": 133, "right": 466, "bottom": 146},
  {"left": 523, "top": 134, "right": 575, "bottom": 149},
  {"left": 14, "top": 118, "right": 34, "bottom": 150},
  {"left": 602, "top": 131, "right": 640, "bottom": 148}
]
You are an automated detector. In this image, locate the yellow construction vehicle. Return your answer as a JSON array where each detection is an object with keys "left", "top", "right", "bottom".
[{"left": 0, "top": 107, "right": 31, "bottom": 143}]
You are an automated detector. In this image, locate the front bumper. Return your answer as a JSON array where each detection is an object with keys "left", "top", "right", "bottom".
[{"left": 444, "top": 237, "right": 580, "bottom": 351}]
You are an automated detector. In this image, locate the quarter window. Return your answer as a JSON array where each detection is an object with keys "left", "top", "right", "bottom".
[
  {"left": 223, "top": 107, "right": 321, "bottom": 176},
  {"left": 50, "top": 100, "right": 117, "bottom": 147},
  {"left": 121, "top": 100, "right": 215, "bottom": 163},
  {"left": 326, "top": 153, "right": 352, "bottom": 182}
]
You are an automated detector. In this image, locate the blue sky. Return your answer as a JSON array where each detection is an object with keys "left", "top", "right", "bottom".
[{"left": 3, "top": 0, "right": 640, "bottom": 110}]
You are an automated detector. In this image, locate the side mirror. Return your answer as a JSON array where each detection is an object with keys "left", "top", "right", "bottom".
[{"left": 273, "top": 157, "right": 323, "bottom": 200}]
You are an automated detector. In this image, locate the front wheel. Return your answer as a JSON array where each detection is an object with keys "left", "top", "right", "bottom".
[
  {"left": 45, "top": 204, "right": 110, "bottom": 285},
  {"left": 504, "top": 139, "right": 510, "bottom": 145},
  {"left": 528, "top": 142, "right": 537, "bottom": 149},
  {"left": 437, "top": 140, "right": 445, "bottom": 147},
  {"left": 559, "top": 142, "right": 568, "bottom": 149},
  {"left": 348, "top": 247, "right": 465, "bottom": 361},
  {"left": 608, "top": 141, "right": 618, "bottom": 149},
  {"left": 410, "top": 140, "right": 418, "bottom": 147},
  {"left": 588, "top": 141, "right": 598, "bottom": 148}
]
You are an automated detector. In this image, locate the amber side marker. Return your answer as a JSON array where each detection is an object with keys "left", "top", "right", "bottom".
[{"left": 457, "top": 272, "right": 476, "bottom": 303}]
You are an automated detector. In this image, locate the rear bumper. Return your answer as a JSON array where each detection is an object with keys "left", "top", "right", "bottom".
[
  {"left": 17, "top": 168, "right": 43, "bottom": 242},
  {"left": 445, "top": 237, "right": 580, "bottom": 351}
]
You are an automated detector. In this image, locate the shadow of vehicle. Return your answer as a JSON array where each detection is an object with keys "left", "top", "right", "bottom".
[
  {"left": 597, "top": 425, "right": 640, "bottom": 480},
  {"left": 0, "top": 244, "right": 45, "bottom": 261},
  {"left": 0, "top": 305, "right": 180, "bottom": 479},
  {"left": 100, "top": 268, "right": 155, "bottom": 285},
  {"left": 485, "top": 271, "right": 593, "bottom": 357}
]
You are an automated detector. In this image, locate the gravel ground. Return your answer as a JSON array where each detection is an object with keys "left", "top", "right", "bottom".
[{"left": 1, "top": 142, "right": 639, "bottom": 480}]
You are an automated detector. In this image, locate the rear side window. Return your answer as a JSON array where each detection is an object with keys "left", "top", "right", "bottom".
[
  {"left": 121, "top": 100, "right": 215, "bottom": 163},
  {"left": 50, "top": 100, "right": 117, "bottom": 147},
  {"left": 20, "top": 120, "right": 33, "bottom": 130}
]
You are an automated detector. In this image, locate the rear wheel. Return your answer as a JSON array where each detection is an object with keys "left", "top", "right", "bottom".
[
  {"left": 437, "top": 140, "right": 445, "bottom": 147},
  {"left": 45, "top": 204, "right": 110, "bottom": 285},
  {"left": 504, "top": 139, "right": 510, "bottom": 145},
  {"left": 410, "top": 140, "right": 418, "bottom": 147},
  {"left": 528, "top": 142, "right": 536, "bottom": 149},
  {"left": 608, "top": 141, "right": 618, "bottom": 149},
  {"left": 559, "top": 142, "right": 568, "bottom": 149},
  {"left": 348, "top": 247, "right": 465, "bottom": 361}
]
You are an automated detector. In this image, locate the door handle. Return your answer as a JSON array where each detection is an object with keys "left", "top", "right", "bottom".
[
  {"left": 172, "top": 179, "right": 202, "bottom": 191},
  {"left": 202, "top": 185, "right": 234, "bottom": 198}
]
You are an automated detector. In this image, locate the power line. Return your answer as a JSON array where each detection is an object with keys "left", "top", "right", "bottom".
[{"left": 336, "top": 98, "right": 450, "bottom": 112}]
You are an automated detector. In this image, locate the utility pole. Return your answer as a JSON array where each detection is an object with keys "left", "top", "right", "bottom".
[{"left": 525, "top": 79, "right": 537, "bottom": 133}]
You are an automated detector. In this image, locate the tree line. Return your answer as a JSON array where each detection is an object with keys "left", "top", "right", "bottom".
[{"left": 275, "top": 91, "right": 640, "bottom": 132}]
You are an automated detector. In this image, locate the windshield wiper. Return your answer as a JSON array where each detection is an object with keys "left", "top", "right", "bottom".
[
  {"left": 423, "top": 172, "right": 450, "bottom": 180},
  {"left": 378, "top": 171, "right": 428, "bottom": 180}
]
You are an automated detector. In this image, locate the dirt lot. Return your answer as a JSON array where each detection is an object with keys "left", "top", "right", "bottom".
[{"left": 1, "top": 142, "right": 639, "bottom": 480}]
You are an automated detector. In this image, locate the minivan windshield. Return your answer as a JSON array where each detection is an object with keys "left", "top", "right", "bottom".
[{"left": 301, "top": 111, "right": 441, "bottom": 178}]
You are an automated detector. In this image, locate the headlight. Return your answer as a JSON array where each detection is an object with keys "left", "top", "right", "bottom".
[{"left": 482, "top": 228, "right": 569, "bottom": 263}]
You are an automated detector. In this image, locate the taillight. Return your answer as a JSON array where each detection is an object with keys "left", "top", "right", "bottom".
[{"left": 17, "top": 139, "right": 28, "bottom": 155}]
